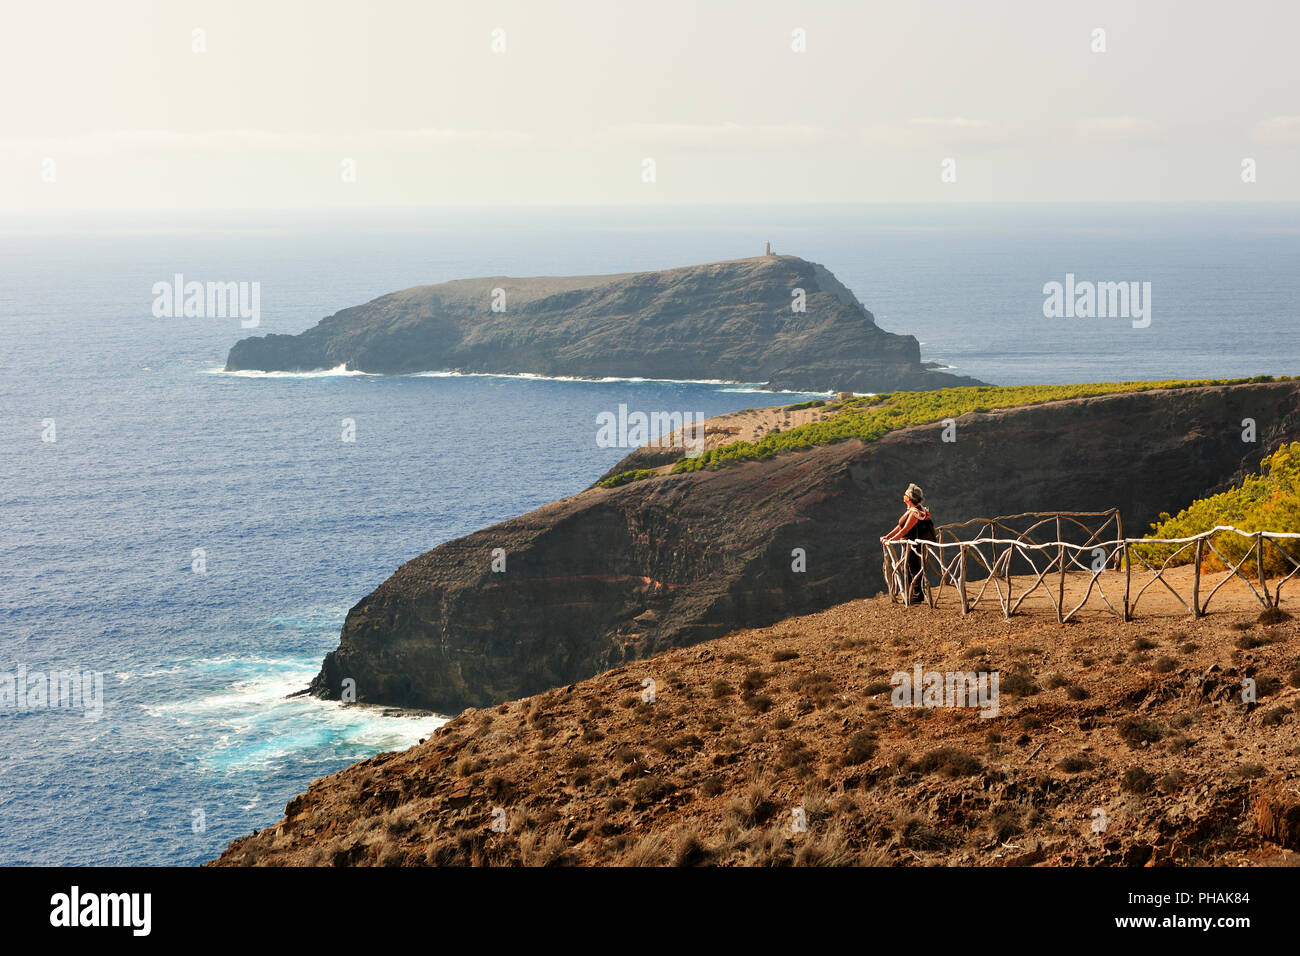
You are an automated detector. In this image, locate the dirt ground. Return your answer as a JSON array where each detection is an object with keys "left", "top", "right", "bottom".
[
  {"left": 909, "top": 562, "right": 1281, "bottom": 620},
  {"left": 651, "top": 397, "right": 849, "bottom": 458},
  {"left": 213, "top": 572, "right": 1300, "bottom": 867}
]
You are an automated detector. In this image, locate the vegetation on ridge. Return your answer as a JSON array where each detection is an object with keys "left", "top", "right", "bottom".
[
  {"left": 598, "top": 468, "right": 659, "bottom": 489},
  {"left": 674, "top": 378, "right": 1282, "bottom": 474},
  {"left": 593, "top": 377, "right": 1286, "bottom": 489},
  {"left": 1142, "top": 440, "right": 1300, "bottom": 572}
]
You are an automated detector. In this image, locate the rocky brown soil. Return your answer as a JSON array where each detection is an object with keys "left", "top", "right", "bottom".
[{"left": 215, "top": 589, "right": 1300, "bottom": 867}]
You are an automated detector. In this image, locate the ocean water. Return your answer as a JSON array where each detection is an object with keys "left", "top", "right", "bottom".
[{"left": 2, "top": 203, "right": 1298, "bottom": 865}]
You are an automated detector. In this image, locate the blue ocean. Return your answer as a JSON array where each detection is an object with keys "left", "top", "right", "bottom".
[{"left": 2, "top": 203, "right": 1298, "bottom": 865}]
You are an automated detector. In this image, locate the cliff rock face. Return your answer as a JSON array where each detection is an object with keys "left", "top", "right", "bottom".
[
  {"left": 225, "top": 255, "right": 983, "bottom": 393},
  {"left": 309, "top": 381, "right": 1300, "bottom": 714}
]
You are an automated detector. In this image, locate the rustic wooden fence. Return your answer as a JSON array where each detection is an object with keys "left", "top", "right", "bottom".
[{"left": 883, "top": 511, "right": 1300, "bottom": 621}]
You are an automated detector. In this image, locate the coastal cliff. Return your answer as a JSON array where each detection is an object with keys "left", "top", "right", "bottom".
[
  {"left": 308, "top": 380, "right": 1300, "bottom": 714},
  {"left": 224, "top": 255, "right": 983, "bottom": 393}
]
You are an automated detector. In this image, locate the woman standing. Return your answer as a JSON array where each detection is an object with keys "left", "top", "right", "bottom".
[{"left": 880, "top": 483, "right": 935, "bottom": 604}]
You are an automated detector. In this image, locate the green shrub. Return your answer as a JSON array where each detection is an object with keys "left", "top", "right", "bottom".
[
  {"left": 1140, "top": 441, "right": 1300, "bottom": 572},
  {"left": 673, "top": 379, "right": 1274, "bottom": 474},
  {"left": 598, "top": 468, "right": 659, "bottom": 488}
]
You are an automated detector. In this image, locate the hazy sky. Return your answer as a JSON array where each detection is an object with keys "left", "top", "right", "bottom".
[{"left": 3, "top": 0, "right": 1298, "bottom": 211}]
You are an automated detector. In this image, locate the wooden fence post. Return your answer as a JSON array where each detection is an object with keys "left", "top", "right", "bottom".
[
  {"left": 885, "top": 545, "right": 896, "bottom": 602},
  {"left": 958, "top": 542, "right": 968, "bottom": 614},
  {"left": 1005, "top": 544, "right": 1014, "bottom": 618},
  {"left": 1256, "top": 532, "right": 1270, "bottom": 608},
  {"left": 1123, "top": 539, "right": 1132, "bottom": 621},
  {"left": 1114, "top": 510, "right": 1124, "bottom": 570},
  {"left": 925, "top": 544, "right": 935, "bottom": 607},
  {"left": 901, "top": 544, "right": 911, "bottom": 607},
  {"left": 1192, "top": 535, "right": 1204, "bottom": 617},
  {"left": 1055, "top": 516, "right": 1064, "bottom": 623}
]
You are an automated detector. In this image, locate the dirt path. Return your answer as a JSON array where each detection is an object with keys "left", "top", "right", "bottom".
[{"left": 650, "top": 396, "right": 852, "bottom": 456}]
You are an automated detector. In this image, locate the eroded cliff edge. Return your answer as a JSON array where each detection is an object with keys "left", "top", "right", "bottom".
[
  {"left": 224, "top": 255, "right": 983, "bottom": 393},
  {"left": 309, "top": 380, "right": 1300, "bottom": 713}
]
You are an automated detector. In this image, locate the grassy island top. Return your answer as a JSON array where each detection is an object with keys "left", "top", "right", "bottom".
[{"left": 597, "top": 377, "right": 1287, "bottom": 488}]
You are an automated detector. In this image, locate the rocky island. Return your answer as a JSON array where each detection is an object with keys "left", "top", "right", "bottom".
[{"left": 225, "top": 255, "right": 984, "bottom": 393}]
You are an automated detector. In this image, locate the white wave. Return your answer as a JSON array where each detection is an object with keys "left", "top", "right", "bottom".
[
  {"left": 203, "top": 363, "right": 374, "bottom": 378},
  {"left": 718, "top": 386, "right": 837, "bottom": 396},
  {"left": 142, "top": 669, "right": 316, "bottom": 717},
  {"left": 139, "top": 652, "right": 447, "bottom": 773},
  {"left": 409, "top": 369, "right": 768, "bottom": 387},
  {"left": 194, "top": 697, "right": 443, "bottom": 773},
  {"left": 204, "top": 362, "right": 833, "bottom": 395},
  {"left": 264, "top": 606, "right": 349, "bottom": 629},
  {"left": 142, "top": 653, "right": 318, "bottom": 680}
]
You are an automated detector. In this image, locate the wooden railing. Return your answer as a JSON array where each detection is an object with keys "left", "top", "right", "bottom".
[{"left": 883, "top": 515, "right": 1300, "bottom": 621}]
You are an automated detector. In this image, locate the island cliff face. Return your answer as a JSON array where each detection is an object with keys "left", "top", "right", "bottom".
[
  {"left": 224, "top": 255, "right": 983, "bottom": 393},
  {"left": 309, "top": 381, "right": 1300, "bottom": 714}
]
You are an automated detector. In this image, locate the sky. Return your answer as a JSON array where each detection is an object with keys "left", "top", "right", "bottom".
[{"left": 2, "top": 0, "right": 1298, "bottom": 211}]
